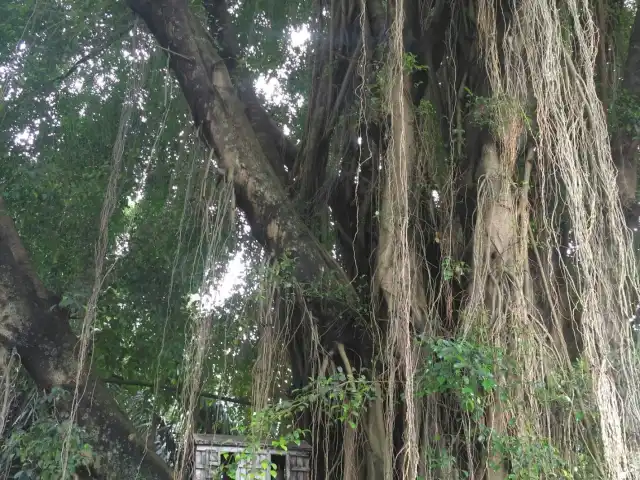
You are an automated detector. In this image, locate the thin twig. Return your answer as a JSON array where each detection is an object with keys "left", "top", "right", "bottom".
[
  {"left": 103, "top": 377, "right": 251, "bottom": 406},
  {"left": 49, "top": 26, "right": 131, "bottom": 85}
]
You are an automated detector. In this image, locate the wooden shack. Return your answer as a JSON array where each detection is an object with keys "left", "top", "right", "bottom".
[{"left": 193, "top": 434, "right": 311, "bottom": 480}]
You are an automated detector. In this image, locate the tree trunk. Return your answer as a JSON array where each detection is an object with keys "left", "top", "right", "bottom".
[{"left": 0, "top": 199, "right": 172, "bottom": 480}]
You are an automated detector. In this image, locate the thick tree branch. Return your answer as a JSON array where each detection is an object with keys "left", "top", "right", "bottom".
[
  {"left": 612, "top": 2, "right": 640, "bottom": 220},
  {"left": 203, "top": 0, "right": 297, "bottom": 181},
  {"left": 0, "top": 199, "right": 50, "bottom": 301},
  {"left": 0, "top": 199, "right": 171, "bottom": 479},
  {"left": 127, "top": 0, "right": 366, "bottom": 350}
]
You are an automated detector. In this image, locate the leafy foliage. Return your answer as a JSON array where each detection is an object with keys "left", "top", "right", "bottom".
[
  {"left": 417, "top": 338, "right": 504, "bottom": 420},
  {"left": 1, "top": 388, "right": 94, "bottom": 480}
]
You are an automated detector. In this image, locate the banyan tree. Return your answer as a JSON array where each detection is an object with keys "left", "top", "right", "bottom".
[{"left": 1, "top": 0, "right": 640, "bottom": 478}]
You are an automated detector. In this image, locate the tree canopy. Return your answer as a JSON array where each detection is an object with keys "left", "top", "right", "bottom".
[{"left": 2, "top": 0, "right": 640, "bottom": 479}]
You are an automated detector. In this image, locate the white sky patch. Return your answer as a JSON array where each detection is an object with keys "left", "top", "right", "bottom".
[
  {"left": 255, "top": 24, "right": 310, "bottom": 105},
  {"left": 290, "top": 25, "right": 310, "bottom": 47},
  {"left": 215, "top": 250, "right": 247, "bottom": 301},
  {"left": 114, "top": 231, "right": 131, "bottom": 256},
  {"left": 14, "top": 118, "right": 41, "bottom": 148},
  {"left": 189, "top": 248, "right": 247, "bottom": 313},
  {"left": 255, "top": 75, "right": 285, "bottom": 103}
]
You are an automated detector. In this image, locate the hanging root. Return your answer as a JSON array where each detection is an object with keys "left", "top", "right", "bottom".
[
  {"left": 173, "top": 156, "right": 236, "bottom": 479},
  {"left": 373, "top": 0, "right": 435, "bottom": 478},
  {"left": 60, "top": 20, "right": 147, "bottom": 476},
  {"left": 0, "top": 346, "right": 18, "bottom": 440},
  {"left": 473, "top": 0, "right": 640, "bottom": 477},
  {"left": 250, "top": 256, "right": 295, "bottom": 414}
]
